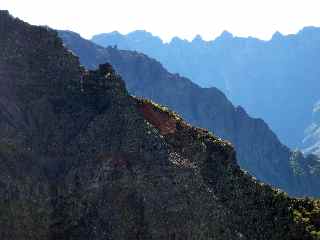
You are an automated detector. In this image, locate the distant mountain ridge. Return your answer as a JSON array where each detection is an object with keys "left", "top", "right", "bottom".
[
  {"left": 91, "top": 28, "right": 320, "bottom": 152},
  {"left": 60, "top": 30, "right": 320, "bottom": 197}
]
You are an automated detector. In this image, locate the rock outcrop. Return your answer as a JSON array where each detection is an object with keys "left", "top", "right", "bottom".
[
  {"left": 1, "top": 11, "right": 320, "bottom": 239},
  {"left": 60, "top": 30, "right": 320, "bottom": 197}
]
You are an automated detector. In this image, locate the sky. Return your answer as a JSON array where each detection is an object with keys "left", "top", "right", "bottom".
[{"left": 2, "top": 0, "right": 320, "bottom": 42}]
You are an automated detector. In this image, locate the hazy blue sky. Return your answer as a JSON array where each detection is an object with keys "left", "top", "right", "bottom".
[{"left": 2, "top": 0, "right": 320, "bottom": 41}]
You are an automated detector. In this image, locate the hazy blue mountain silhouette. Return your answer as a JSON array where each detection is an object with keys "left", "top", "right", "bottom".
[{"left": 92, "top": 28, "right": 320, "bottom": 151}]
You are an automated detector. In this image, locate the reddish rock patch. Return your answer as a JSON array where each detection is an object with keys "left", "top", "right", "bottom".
[{"left": 137, "top": 102, "right": 177, "bottom": 135}]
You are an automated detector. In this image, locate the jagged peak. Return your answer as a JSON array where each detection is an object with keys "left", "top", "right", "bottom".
[
  {"left": 108, "top": 30, "right": 121, "bottom": 36},
  {"left": 219, "top": 30, "right": 234, "bottom": 39},
  {"left": 213, "top": 30, "right": 234, "bottom": 44},
  {"left": 271, "top": 31, "right": 284, "bottom": 40},
  {"left": 170, "top": 36, "right": 187, "bottom": 44},
  {"left": 192, "top": 34, "right": 204, "bottom": 43}
]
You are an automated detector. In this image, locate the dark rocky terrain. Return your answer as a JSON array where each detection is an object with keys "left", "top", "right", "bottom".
[
  {"left": 60, "top": 30, "right": 320, "bottom": 197},
  {"left": 92, "top": 30, "right": 320, "bottom": 150},
  {"left": 1, "top": 10, "right": 320, "bottom": 239}
]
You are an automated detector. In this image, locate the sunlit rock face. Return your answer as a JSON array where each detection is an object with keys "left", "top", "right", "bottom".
[{"left": 304, "top": 101, "right": 320, "bottom": 156}]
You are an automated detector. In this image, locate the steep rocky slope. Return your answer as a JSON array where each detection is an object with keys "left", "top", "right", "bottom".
[
  {"left": 92, "top": 30, "right": 320, "bottom": 149},
  {"left": 60, "top": 30, "right": 320, "bottom": 197},
  {"left": 304, "top": 101, "right": 320, "bottom": 156},
  {"left": 1, "top": 10, "right": 320, "bottom": 239}
]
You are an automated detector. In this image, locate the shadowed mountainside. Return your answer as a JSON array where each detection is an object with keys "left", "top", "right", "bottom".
[
  {"left": 60, "top": 30, "right": 320, "bottom": 197},
  {"left": 1, "top": 10, "right": 320, "bottom": 239}
]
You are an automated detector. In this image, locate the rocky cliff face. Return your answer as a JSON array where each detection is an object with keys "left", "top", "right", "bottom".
[
  {"left": 60, "top": 30, "right": 320, "bottom": 197},
  {"left": 304, "top": 101, "right": 320, "bottom": 156},
  {"left": 1, "top": 11, "right": 320, "bottom": 239}
]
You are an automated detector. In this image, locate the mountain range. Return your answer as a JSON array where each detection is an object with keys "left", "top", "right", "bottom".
[
  {"left": 60, "top": 30, "right": 320, "bottom": 197},
  {"left": 1, "top": 10, "right": 320, "bottom": 239},
  {"left": 91, "top": 29, "right": 320, "bottom": 152}
]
